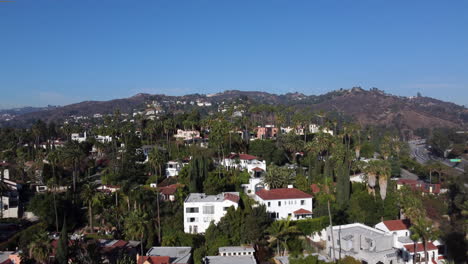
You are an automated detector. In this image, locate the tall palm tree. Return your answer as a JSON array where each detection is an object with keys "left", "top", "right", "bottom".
[
  {"left": 29, "top": 232, "right": 52, "bottom": 264},
  {"left": 63, "top": 144, "right": 85, "bottom": 193},
  {"left": 148, "top": 147, "right": 166, "bottom": 178},
  {"left": 124, "top": 211, "right": 149, "bottom": 256},
  {"left": 80, "top": 183, "right": 104, "bottom": 233}
]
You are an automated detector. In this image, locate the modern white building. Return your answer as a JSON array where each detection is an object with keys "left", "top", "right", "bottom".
[
  {"left": 316, "top": 220, "right": 445, "bottom": 264},
  {"left": 71, "top": 132, "right": 87, "bottom": 143},
  {"left": 165, "top": 160, "right": 188, "bottom": 177},
  {"left": 174, "top": 129, "right": 201, "bottom": 141},
  {"left": 221, "top": 153, "right": 266, "bottom": 174},
  {"left": 254, "top": 187, "right": 313, "bottom": 220},
  {"left": 184, "top": 192, "right": 240, "bottom": 234},
  {"left": 219, "top": 246, "right": 255, "bottom": 256},
  {"left": 0, "top": 169, "right": 20, "bottom": 218},
  {"left": 309, "top": 124, "right": 334, "bottom": 135}
]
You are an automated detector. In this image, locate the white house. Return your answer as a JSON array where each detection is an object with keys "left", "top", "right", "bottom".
[
  {"left": 324, "top": 223, "right": 399, "bottom": 264},
  {"left": 165, "top": 160, "right": 188, "bottom": 177},
  {"left": 184, "top": 192, "right": 240, "bottom": 234},
  {"left": 309, "top": 124, "right": 334, "bottom": 135},
  {"left": 318, "top": 221, "right": 445, "bottom": 264},
  {"left": 221, "top": 153, "right": 266, "bottom": 174},
  {"left": 255, "top": 187, "right": 313, "bottom": 220},
  {"left": 95, "top": 135, "right": 112, "bottom": 143},
  {"left": 71, "top": 132, "right": 87, "bottom": 143},
  {"left": 219, "top": 246, "right": 255, "bottom": 256},
  {"left": 174, "top": 129, "right": 201, "bottom": 141},
  {"left": 0, "top": 170, "right": 20, "bottom": 218},
  {"left": 375, "top": 220, "right": 444, "bottom": 264}
]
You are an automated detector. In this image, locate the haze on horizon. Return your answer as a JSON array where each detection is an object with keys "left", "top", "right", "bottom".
[{"left": 1, "top": 0, "right": 467, "bottom": 109}]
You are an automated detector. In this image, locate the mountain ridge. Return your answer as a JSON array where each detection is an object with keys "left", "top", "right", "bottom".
[{"left": 1, "top": 88, "right": 467, "bottom": 130}]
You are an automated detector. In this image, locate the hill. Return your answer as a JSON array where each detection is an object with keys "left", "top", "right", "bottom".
[{"left": 1, "top": 88, "right": 467, "bottom": 131}]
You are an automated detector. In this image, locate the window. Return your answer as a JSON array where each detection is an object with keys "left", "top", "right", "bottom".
[
  {"left": 223, "top": 207, "right": 229, "bottom": 211},
  {"left": 193, "top": 226, "right": 198, "bottom": 233},
  {"left": 278, "top": 201, "right": 281, "bottom": 207},
  {"left": 288, "top": 213, "right": 292, "bottom": 217},
  {"left": 186, "top": 207, "right": 199, "bottom": 213},
  {"left": 203, "top": 205, "right": 215, "bottom": 214},
  {"left": 301, "top": 200, "right": 305, "bottom": 205},
  {"left": 187, "top": 217, "right": 197, "bottom": 223},
  {"left": 267, "top": 202, "right": 271, "bottom": 207}
]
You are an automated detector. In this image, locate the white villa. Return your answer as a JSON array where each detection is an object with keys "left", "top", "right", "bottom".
[
  {"left": 254, "top": 186, "right": 313, "bottom": 220},
  {"left": 184, "top": 192, "right": 240, "bottom": 234},
  {"left": 314, "top": 220, "right": 445, "bottom": 264},
  {"left": 174, "top": 129, "right": 201, "bottom": 141},
  {"left": 221, "top": 153, "right": 266, "bottom": 175},
  {"left": 165, "top": 160, "right": 188, "bottom": 177}
]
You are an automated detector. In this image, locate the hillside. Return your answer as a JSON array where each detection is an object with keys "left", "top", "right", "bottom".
[{"left": 1, "top": 88, "right": 467, "bottom": 130}]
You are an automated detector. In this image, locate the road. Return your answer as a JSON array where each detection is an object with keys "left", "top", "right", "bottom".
[{"left": 408, "top": 140, "right": 466, "bottom": 173}]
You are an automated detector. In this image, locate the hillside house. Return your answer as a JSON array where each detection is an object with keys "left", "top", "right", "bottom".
[
  {"left": 174, "top": 129, "right": 200, "bottom": 141},
  {"left": 255, "top": 187, "right": 313, "bottom": 220},
  {"left": 255, "top": 125, "right": 279, "bottom": 140},
  {"left": 221, "top": 153, "right": 266, "bottom": 175},
  {"left": 396, "top": 179, "right": 442, "bottom": 195},
  {"left": 184, "top": 192, "right": 240, "bottom": 234}
]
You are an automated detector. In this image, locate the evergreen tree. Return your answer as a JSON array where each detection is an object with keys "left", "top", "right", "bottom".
[{"left": 56, "top": 218, "right": 69, "bottom": 264}]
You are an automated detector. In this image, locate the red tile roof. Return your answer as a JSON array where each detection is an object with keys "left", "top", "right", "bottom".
[
  {"left": 382, "top": 219, "right": 411, "bottom": 231},
  {"left": 293, "top": 208, "right": 312, "bottom": 215},
  {"left": 256, "top": 188, "right": 313, "bottom": 200},
  {"left": 404, "top": 242, "right": 437, "bottom": 253},
  {"left": 397, "top": 179, "right": 441, "bottom": 194},
  {"left": 137, "top": 256, "right": 170, "bottom": 264},
  {"left": 224, "top": 193, "right": 240, "bottom": 203},
  {"left": 158, "top": 184, "right": 182, "bottom": 195},
  {"left": 252, "top": 167, "right": 264, "bottom": 172}
]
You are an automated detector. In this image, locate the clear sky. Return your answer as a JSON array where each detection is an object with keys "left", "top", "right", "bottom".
[{"left": 1, "top": 0, "right": 467, "bottom": 108}]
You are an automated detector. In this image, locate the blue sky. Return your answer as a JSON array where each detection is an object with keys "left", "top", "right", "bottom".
[{"left": 1, "top": 0, "right": 467, "bottom": 108}]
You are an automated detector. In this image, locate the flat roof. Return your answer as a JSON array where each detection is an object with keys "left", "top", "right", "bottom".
[
  {"left": 204, "top": 256, "right": 257, "bottom": 264},
  {"left": 147, "top": 247, "right": 192, "bottom": 264},
  {"left": 219, "top": 246, "right": 255, "bottom": 253},
  {"left": 185, "top": 192, "right": 239, "bottom": 203}
]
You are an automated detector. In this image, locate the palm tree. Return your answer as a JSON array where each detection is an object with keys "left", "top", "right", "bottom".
[
  {"left": 124, "top": 211, "right": 149, "bottom": 256},
  {"left": 364, "top": 160, "right": 379, "bottom": 196},
  {"left": 80, "top": 183, "right": 104, "bottom": 233},
  {"left": 63, "top": 143, "right": 85, "bottom": 193},
  {"left": 410, "top": 217, "right": 438, "bottom": 264},
  {"left": 377, "top": 160, "right": 391, "bottom": 200},
  {"left": 262, "top": 165, "right": 294, "bottom": 189},
  {"left": 267, "top": 217, "right": 300, "bottom": 256},
  {"left": 29, "top": 232, "right": 52, "bottom": 264},
  {"left": 46, "top": 178, "right": 60, "bottom": 233},
  {"left": 148, "top": 147, "right": 166, "bottom": 178}
]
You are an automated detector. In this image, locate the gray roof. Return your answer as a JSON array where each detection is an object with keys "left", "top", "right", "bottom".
[
  {"left": 398, "top": 236, "right": 414, "bottom": 244},
  {"left": 219, "top": 246, "right": 255, "bottom": 254},
  {"left": 185, "top": 192, "right": 239, "bottom": 203},
  {"left": 204, "top": 256, "right": 257, "bottom": 264},
  {"left": 146, "top": 247, "right": 192, "bottom": 264},
  {"left": 0, "top": 251, "right": 14, "bottom": 263}
]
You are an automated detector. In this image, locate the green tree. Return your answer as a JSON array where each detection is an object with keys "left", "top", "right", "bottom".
[
  {"left": 263, "top": 164, "right": 295, "bottom": 189},
  {"left": 56, "top": 218, "right": 69, "bottom": 264},
  {"left": 124, "top": 211, "right": 149, "bottom": 255},
  {"left": 28, "top": 232, "right": 52, "bottom": 264},
  {"left": 80, "top": 183, "right": 105, "bottom": 233}
]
